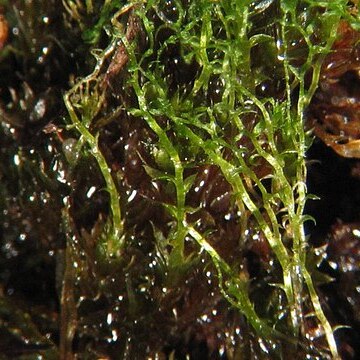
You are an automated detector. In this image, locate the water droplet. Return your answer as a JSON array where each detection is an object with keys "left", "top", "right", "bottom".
[
  {"left": 32, "top": 98, "right": 46, "bottom": 120},
  {"left": 62, "top": 138, "right": 79, "bottom": 165},
  {"left": 86, "top": 186, "right": 96, "bottom": 199},
  {"left": 13, "top": 154, "right": 20, "bottom": 166},
  {"left": 276, "top": 39, "right": 285, "bottom": 61},
  {"left": 250, "top": 0, "right": 275, "bottom": 13},
  {"left": 258, "top": 338, "right": 270, "bottom": 353},
  {"left": 19, "top": 233, "right": 26, "bottom": 241},
  {"left": 156, "top": 0, "right": 179, "bottom": 23},
  {"left": 111, "top": 329, "right": 118, "bottom": 341},
  {"left": 219, "top": 345, "right": 225, "bottom": 356},
  {"left": 107, "top": 312, "right": 113, "bottom": 325},
  {"left": 128, "top": 189, "right": 137, "bottom": 202},
  {"left": 353, "top": 229, "right": 360, "bottom": 237}
]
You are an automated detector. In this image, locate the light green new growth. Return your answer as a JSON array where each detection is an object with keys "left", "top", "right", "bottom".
[
  {"left": 64, "top": 57, "right": 124, "bottom": 256},
  {"left": 64, "top": 0, "right": 352, "bottom": 357}
]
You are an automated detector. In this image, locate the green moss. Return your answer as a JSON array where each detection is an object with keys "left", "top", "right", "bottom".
[
  {"left": 0, "top": 0, "right": 355, "bottom": 351},
  {"left": 60, "top": 0, "right": 355, "bottom": 357}
]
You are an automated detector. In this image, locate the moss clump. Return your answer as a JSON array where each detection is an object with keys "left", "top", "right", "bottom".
[
  {"left": 62, "top": 0, "right": 352, "bottom": 357},
  {"left": 1, "top": 0, "right": 359, "bottom": 359}
]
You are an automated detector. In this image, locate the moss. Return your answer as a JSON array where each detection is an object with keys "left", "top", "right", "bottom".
[{"left": 1, "top": 0, "right": 359, "bottom": 359}]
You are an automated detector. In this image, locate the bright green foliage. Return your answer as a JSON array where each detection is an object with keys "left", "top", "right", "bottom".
[
  {"left": 64, "top": 0, "right": 353, "bottom": 357},
  {"left": 63, "top": 0, "right": 124, "bottom": 43}
]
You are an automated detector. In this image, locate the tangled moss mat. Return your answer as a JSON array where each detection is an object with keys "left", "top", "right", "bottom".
[{"left": 0, "top": 0, "right": 359, "bottom": 359}]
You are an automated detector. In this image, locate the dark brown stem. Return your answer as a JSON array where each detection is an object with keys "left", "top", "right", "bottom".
[{"left": 102, "top": 10, "right": 141, "bottom": 91}]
